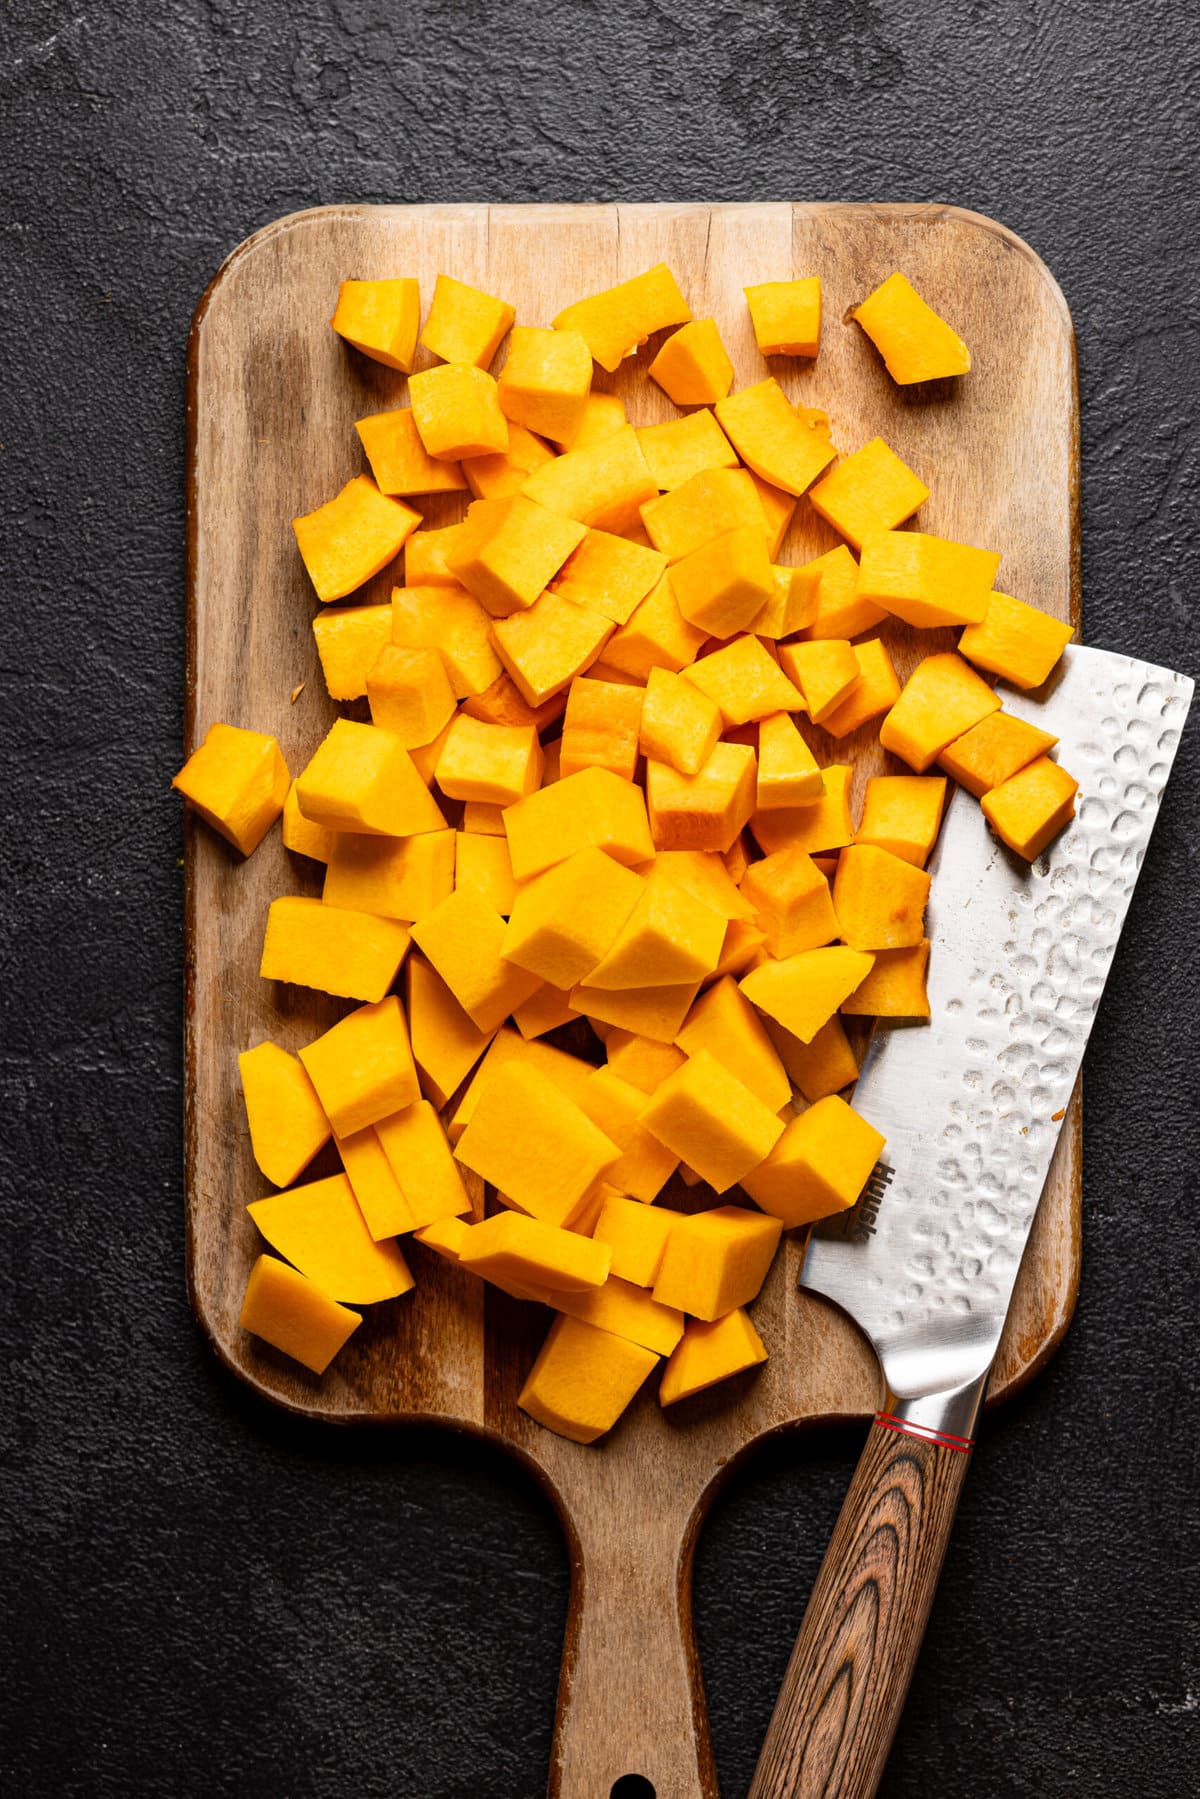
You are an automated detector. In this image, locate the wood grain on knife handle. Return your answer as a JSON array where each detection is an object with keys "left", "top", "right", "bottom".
[{"left": 749, "top": 1416, "right": 974, "bottom": 1799}]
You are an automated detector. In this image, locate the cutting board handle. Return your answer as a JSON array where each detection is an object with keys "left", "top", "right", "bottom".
[
  {"left": 748, "top": 1377, "right": 985, "bottom": 1799},
  {"left": 547, "top": 1478, "right": 718, "bottom": 1799}
]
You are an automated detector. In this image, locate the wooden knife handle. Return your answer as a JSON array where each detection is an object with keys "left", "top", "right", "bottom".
[{"left": 749, "top": 1385, "right": 983, "bottom": 1799}]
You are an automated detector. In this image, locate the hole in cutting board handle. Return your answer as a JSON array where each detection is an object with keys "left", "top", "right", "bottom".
[{"left": 610, "top": 1779, "right": 656, "bottom": 1798}]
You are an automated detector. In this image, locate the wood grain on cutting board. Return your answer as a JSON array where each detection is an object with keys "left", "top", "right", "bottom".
[{"left": 186, "top": 203, "right": 1080, "bottom": 1799}]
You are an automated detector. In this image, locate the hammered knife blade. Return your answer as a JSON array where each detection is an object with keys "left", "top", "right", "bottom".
[{"left": 751, "top": 644, "right": 1193, "bottom": 1799}]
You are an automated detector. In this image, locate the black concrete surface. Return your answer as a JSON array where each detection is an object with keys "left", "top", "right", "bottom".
[{"left": 1, "top": 2, "right": 1198, "bottom": 1794}]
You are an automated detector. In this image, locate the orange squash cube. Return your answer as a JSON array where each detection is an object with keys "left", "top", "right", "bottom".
[
  {"left": 446, "top": 494, "right": 586, "bottom": 617},
  {"left": 744, "top": 277, "right": 821, "bottom": 357},
  {"left": 585, "top": 862, "right": 727, "bottom": 990},
  {"left": 809, "top": 437, "right": 929, "bottom": 550},
  {"left": 853, "top": 271, "right": 971, "bottom": 384},
  {"left": 764, "top": 1013, "right": 859, "bottom": 1102},
  {"left": 518, "top": 1314, "right": 659, "bottom": 1444},
  {"left": 455, "top": 1061, "right": 619, "bottom": 1224},
  {"left": 604, "top": 575, "right": 709, "bottom": 681},
  {"left": 575, "top": 1068, "right": 681, "bottom": 1202},
  {"left": 650, "top": 1200, "right": 783, "bottom": 1316},
  {"left": 553, "top": 1275, "right": 686, "bottom": 1356},
  {"left": 355, "top": 407, "right": 468, "bottom": 497},
  {"left": 660, "top": 1309, "right": 768, "bottom": 1406},
  {"left": 715, "top": 379, "right": 836, "bottom": 495},
  {"left": 648, "top": 850, "right": 756, "bottom": 922},
  {"left": 374, "top": 1099, "right": 474, "bottom": 1231},
  {"left": 491, "top": 591, "right": 614, "bottom": 707},
  {"left": 240, "top": 1255, "right": 362, "bottom": 1374},
  {"left": 461, "top": 420, "right": 556, "bottom": 501},
  {"left": 498, "top": 325, "right": 593, "bottom": 444},
  {"left": 405, "top": 954, "right": 496, "bottom": 1110},
  {"left": 641, "top": 466, "right": 768, "bottom": 562},
  {"left": 647, "top": 742, "right": 758, "bottom": 854},
  {"left": 261, "top": 896, "right": 410, "bottom": 1004},
  {"left": 640, "top": 1054, "right": 785, "bottom": 1196},
  {"left": 449, "top": 1027, "right": 596, "bottom": 1140},
  {"left": 592, "top": 1194, "right": 678, "bottom": 1287},
  {"left": 647, "top": 317, "right": 735, "bottom": 404},
  {"left": 741, "top": 845, "right": 841, "bottom": 956},
  {"left": 391, "top": 583, "right": 503, "bottom": 698},
  {"left": 238, "top": 1041, "right": 332, "bottom": 1190},
  {"left": 297, "top": 995, "right": 419, "bottom": 1138},
  {"left": 817, "top": 637, "right": 902, "bottom": 739},
  {"left": 173, "top": 722, "right": 289, "bottom": 857},
  {"left": 750, "top": 564, "right": 821, "bottom": 640},
  {"left": 460, "top": 672, "right": 563, "bottom": 734},
  {"left": 553, "top": 263, "right": 692, "bottom": 372},
  {"left": 799, "top": 545, "right": 887, "bottom": 642},
  {"left": 512, "top": 982, "right": 577, "bottom": 1040},
  {"left": 435, "top": 714, "right": 543, "bottom": 806},
  {"left": 296, "top": 718, "right": 445, "bottom": 837},
  {"left": 637, "top": 409, "right": 738, "bottom": 491},
  {"left": 740, "top": 945, "right": 875, "bottom": 1043},
  {"left": 310, "top": 603, "right": 392, "bottom": 702},
  {"left": 419, "top": 274, "right": 515, "bottom": 367},
  {"left": 504, "top": 766, "right": 654, "bottom": 880},
  {"left": 747, "top": 471, "right": 798, "bottom": 559},
  {"left": 331, "top": 276, "right": 420, "bottom": 371},
  {"left": 334, "top": 1122, "right": 415, "bottom": 1238},
  {"left": 841, "top": 940, "right": 932, "bottom": 1017},
  {"left": 570, "top": 978, "right": 702, "bottom": 1046},
  {"left": 958, "top": 591, "right": 1075, "bottom": 689},
  {"left": 879, "top": 651, "right": 1001, "bottom": 772},
  {"left": 939, "top": 710, "right": 1059, "bottom": 797},
  {"left": 366, "top": 644, "right": 456, "bottom": 746},
  {"left": 858, "top": 530, "right": 1000, "bottom": 629},
  {"left": 981, "top": 755, "right": 1079, "bottom": 860},
  {"left": 741, "top": 1095, "right": 885, "bottom": 1227},
  {"left": 751, "top": 763, "right": 855, "bottom": 856},
  {"left": 562, "top": 391, "right": 628, "bottom": 450},
  {"left": 778, "top": 638, "right": 860, "bottom": 724},
  {"left": 549, "top": 528, "right": 667, "bottom": 625},
  {"left": 559, "top": 676, "right": 645, "bottom": 781},
  {"left": 638, "top": 666, "right": 722, "bottom": 776},
  {"left": 404, "top": 523, "right": 464, "bottom": 586},
  {"left": 756, "top": 712, "right": 823, "bottom": 809},
  {"left": 502, "top": 847, "right": 645, "bottom": 989},
  {"left": 684, "top": 635, "right": 804, "bottom": 728},
  {"left": 455, "top": 830, "right": 518, "bottom": 916},
  {"left": 282, "top": 781, "right": 336, "bottom": 863},
  {"left": 323, "top": 828, "right": 455, "bottom": 922},
  {"left": 833, "top": 844, "right": 931, "bottom": 950},
  {"left": 409, "top": 363, "right": 509, "bottom": 461},
  {"left": 604, "top": 1032, "right": 687, "bottom": 1095},
  {"left": 856, "top": 774, "right": 947, "bottom": 867},
  {"left": 460, "top": 1211, "right": 611, "bottom": 1293},
  {"left": 522, "top": 425, "right": 658, "bottom": 535},
  {"left": 675, "top": 975, "right": 791, "bottom": 1112},
  {"left": 670, "top": 525, "right": 775, "bottom": 638},
  {"left": 410, "top": 881, "right": 545, "bottom": 1031},
  {"left": 293, "top": 475, "right": 420, "bottom": 603}
]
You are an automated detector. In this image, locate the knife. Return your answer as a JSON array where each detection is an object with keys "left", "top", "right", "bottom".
[{"left": 750, "top": 643, "right": 1193, "bottom": 1799}]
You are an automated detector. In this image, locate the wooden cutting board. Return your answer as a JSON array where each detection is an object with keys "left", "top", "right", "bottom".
[{"left": 185, "top": 202, "right": 1081, "bottom": 1799}]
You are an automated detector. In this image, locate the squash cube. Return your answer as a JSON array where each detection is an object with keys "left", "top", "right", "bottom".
[
  {"left": 549, "top": 529, "right": 667, "bottom": 625},
  {"left": 521, "top": 425, "right": 658, "bottom": 536},
  {"left": 647, "top": 317, "right": 735, "bottom": 404},
  {"left": 518, "top": 1314, "right": 659, "bottom": 1444},
  {"left": 641, "top": 467, "right": 768, "bottom": 563},
  {"left": 750, "top": 763, "right": 855, "bottom": 856},
  {"left": 777, "top": 639, "right": 860, "bottom": 725},
  {"left": 740, "top": 946, "right": 875, "bottom": 1042},
  {"left": 412, "top": 1215, "right": 470, "bottom": 1262},
  {"left": 744, "top": 277, "right": 821, "bottom": 357},
  {"left": 447, "top": 494, "right": 586, "bottom": 617},
  {"left": 409, "top": 885, "right": 543, "bottom": 1032},
  {"left": 575, "top": 1068, "right": 681, "bottom": 1202},
  {"left": 502, "top": 847, "right": 645, "bottom": 989},
  {"left": 563, "top": 390, "right": 628, "bottom": 451},
  {"left": 647, "top": 742, "right": 758, "bottom": 854},
  {"left": 637, "top": 409, "right": 738, "bottom": 491},
  {"left": 491, "top": 591, "right": 614, "bottom": 707},
  {"left": 841, "top": 940, "right": 931, "bottom": 1017},
  {"left": 684, "top": 635, "right": 804, "bottom": 728},
  {"left": 405, "top": 954, "right": 495, "bottom": 1109},
  {"left": 331, "top": 277, "right": 420, "bottom": 372},
  {"left": 455, "top": 830, "right": 518, "bottom": 916},
  {"left": 670, "top": 525, "right": 775, "bottom": 639},
  {"left": 585, "top": 863, "right": 726, "bottom": 990},
  {"left": 296, "top": 718, "right": 446, "bottom": 837},
  {"left": 592, "top": 1194, "right": 677, "bottom": 1287},
  {"left": 462, "top": 672, "right": 566, "bottom": 734},
  {"left": 763, "top": 1014, "right": 859, "bottom": 1102},
  {"left": 675, "top": 975, "right": 791, "bottom": 1112},
  {"left": 449, "top": 1028, "right": 597, "bottom": 1140},
  {"left": 391, "top": 584, "right": 503, "bottom": 699},
  {"left": 293, "top": 476, "right": 420, "bottom": 603},
  {"left": 651, "top": 1202, "right": 783, "bottom": 1319},
  {"left": 553, "top": 263, "right": 692, "bottom": 372},
  {"left": 741, "top": 1095, "right": 885, "bottom": 1227},
  {"left": 879, "top": 652, "right": 1001, "bottom": 772},
  {"left": 460, "top": 1211, "right": 610, "bottom": 1293},
  {"left": 570, "top": 979, "right": 701, "bottom": 1046},
  {"left": 660, "top": 1308, "right": 768, "bottom": 1405},
  {"left": 858, "top": 531, "right": 1000, "bottom": 630},
  {"left": 366, "top": 644, "right": 456, "bottom": 747},
  {"left": 355, "top": 407, "right": 468, "bottom": 497},
  {"left": 747, "top": 471, "right": 798, "bottom": 559},
  {"left": 512, "top": 983, "right": 577, "bottom": 1040},
  {"left": 817, "top": 637, "right": 902, "bottom": 739},
  {"left": 461, "top": 420, "right": 556, "bottom": 502},
  {"left": 323, "top": 828, "right": 455, "bottom": 923},
  {"left": 313, "top": 603, "right": 393, "bottom": 702},
  {"left": 298, "top": 995, "right": 419, "bottom": 1138},
  {"left": 715, "top": 380, "right": 836, "bottom": 496},
  {"left": 335, "top": 1124, "right": 413, "bottom": 1239},
  {"left": 173, "top": 722, "right": 289, "bottom": 857},
  {"left": 639, "top": 1052, "right": 785, "bottom": 1195},
  {"left": 741, "top": 846, "right": 841, "bottom": 957},
  {"left": 420, "top": 273, "right": 515, "bottom": 367},
  {"left": 504, "top": 766, "right": 654, "bottom": 880},
  {"left": 260, "top": 897, "right": 410, "bottom": 1004},
  {"left": 650, "top": 850, "right": 757, "bottom": 921},
  {"left": 939, "top": 710, "right": 1059, "bottom": 797},
  {"left": 856, "top": 775, "right": 947, "bottom": 867},
  {"left": 639, "top": 667, "right": 722, "bottom": 777},
  {"left": 247, "top": 1172, "right": 414, "bottom": 1305},
  {"left": 435, "top": 714, "right": 542, "bottom": 806},
  {"left": 372, "top": 1100, "right": 475, "bottom": 1230},
  {"left": 454, "top": 1062, "right": 619, "bottom": 1225},
  {"left": 604, "top": 1033, "right": 687, "bottom": 1095},
  {"left": 240, "top": 1255, "right": 362, "bottom": 1374},
  {"left": 958, "top": 592, "right": 1075, "bottom": 690},
  {"left": 498, "top": 325, "right": 592, "bottom": 444},
  {"left": 404, "top": 524, "right": 464, "bottom": 586},
  {"left": 981, "top": 755, "right": 1079, "bottom": 860},
  {"left": 605, "top": 577, "right": 709, "bottom": 681},
  {"left": 238, "top": 1041, "right": 332, "bottom": 1189},
  {"left": 853, "top": 271, "right": 971, "bottom": 384},
  {"left": 799, "top": 545, "right": 887, "bottom": 642},
  {"left": 282, "top": 780, "right": 336, "bottom": 863},
  {"left": 710, "top": 919, "right": 769, "bottom": 982},
  {"left": 833, "top": 845, "right": 931, "bottom": 950},
  {"left": 808, "top": 437, "right": 929, "bottom": 550},
  {"left": 409, "top": 363, "right": 508, "bottom": 461},
  {"left": 553, "top": 1275, "right": 685, "bottom": 1356},
  {"left": 559, "top": 677, "right": 645, "bottom": 781},
  {"left": 750, "top": 564, "right": 821, "bottom": 641},
  {"left": 757, "top": 712, "right": 823, "bottom": 809}
]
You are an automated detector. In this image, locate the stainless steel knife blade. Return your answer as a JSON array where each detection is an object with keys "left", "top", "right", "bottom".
[{"left": 801, "top": 644, "right": 1193, "bottom": 1408}]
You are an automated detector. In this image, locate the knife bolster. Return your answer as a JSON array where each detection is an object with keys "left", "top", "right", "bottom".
[{"left": 878, "top": 1370, "right": 987, "bottom": 1450}]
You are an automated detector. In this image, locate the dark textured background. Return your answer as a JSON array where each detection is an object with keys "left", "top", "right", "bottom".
[{"left": 2, "top": 1, "right": 1198, "bottom": 1794}]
